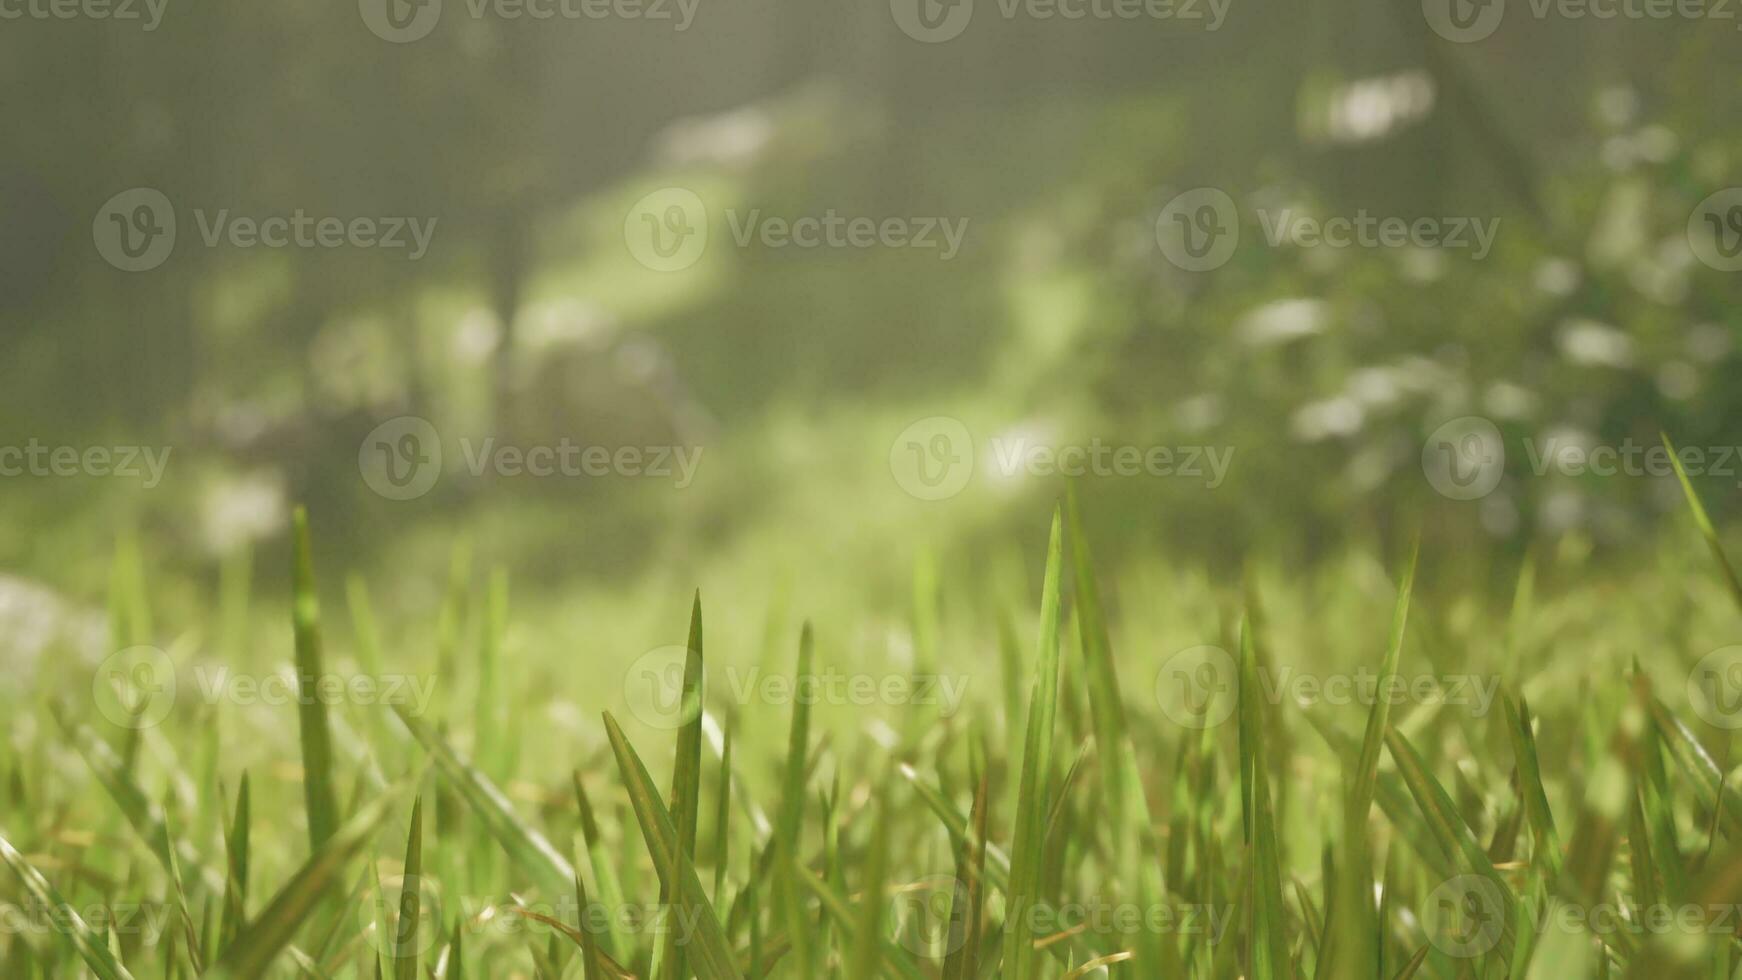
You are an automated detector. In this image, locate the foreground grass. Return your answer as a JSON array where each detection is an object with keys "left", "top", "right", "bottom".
[{"left": 5, "top": 477, "right": 1742, "bottom": 978}]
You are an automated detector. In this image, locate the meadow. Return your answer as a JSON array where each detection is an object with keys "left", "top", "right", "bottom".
[{"left": 3, "top": 441, "right": 1742, "bottom": 979}]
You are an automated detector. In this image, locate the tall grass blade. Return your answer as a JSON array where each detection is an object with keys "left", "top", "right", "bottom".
[
  {"left": 601, "top": 711, "right": 745, "bottom": 980},
  {"left": 291, "top": 506, "right": 341, "bottom": 852},
  {"left": 1000, "top": 506, "right": 1064, "bottom": 980},
  {"left": 205, "top": 789, "right": 401, "bottom": 980}
]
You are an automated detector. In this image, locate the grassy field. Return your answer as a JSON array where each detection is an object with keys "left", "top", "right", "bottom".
[{"left": 6, "top": 451, "right": 1742, "bottom": 979}]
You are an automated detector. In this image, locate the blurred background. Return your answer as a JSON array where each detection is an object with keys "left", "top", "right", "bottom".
[{"left": 4, "top": 0, "right": 1742, "bottom": 666}]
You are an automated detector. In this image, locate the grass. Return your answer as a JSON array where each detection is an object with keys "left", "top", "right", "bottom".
[{"left": 5, "top": 480, "right": 1742, "bottom": 979}]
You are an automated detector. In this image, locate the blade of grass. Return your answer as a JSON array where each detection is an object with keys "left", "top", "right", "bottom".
[
  {"left": 656, "top": 591, "right": 706, "bottom": 980},
  {"left": 0, "top": 829, "right": 138, "bottom": 980},
  {"left": 1001, "top": 506, "right": 1064, "bottom": 980},
  {"left": 573, "top": 771, "right": 636, "bottom": 962},
  {"left": 776, "top": 622, "right": 815, "bottom": 975},
  {"left": 1662, "top": 432, "right": 1742, "bottom": 612},
  {"left": 392, "top": 704, "right": 575, "bottom": 898},
  {"left": 219, "top": 772, "right": 251, "bottom": 955},
  {"left": 291, "top": 506, "right": 341, "bottom": 852},
  {"left": 1350, "top": 536, "right": 1419, "bottom": 824},
  {"left": 392, "top": 797, "right": 422, "bottom": 980},
  {"left": 205, "top": 788, "right": 401, "bottom": 980},
  {"left": 1240, "top": 618, "right": 1291, "bottom": 980},
  {"left": 601, "top": 710, "right": 745, "bottom": 980}
]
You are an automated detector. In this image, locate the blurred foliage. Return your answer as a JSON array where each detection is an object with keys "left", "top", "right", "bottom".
[{"left": 3, "top": 4, "right": 1742, "bottom": 606}]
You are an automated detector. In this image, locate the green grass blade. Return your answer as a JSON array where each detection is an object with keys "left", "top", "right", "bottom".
[
  {"left": 205, "top": 788, "right": 401, "bottom": 980},
  {"left": 392, "top": 796, "right": 422, "bottom": 980},
  {"left": 1384, "top": 726, "right": 1517, "bottom": 961},
  {"left": 219, "top": 772, "right": 252, "bottom": 955},
  {"left": 1499, "top": 691, "right": 1561, "bottom": 879},
  {"left": 657, "top": 591, "right": 706, "bottom": 980},
  {"left": 573, "top": 771, "right": 636, "bottom": 962},
  {"left": 52, "top": 705, "right": 221, "bottom": 892},
  {"left": 712, "top": 717, "right": 733, "bottom": 905},
  {"left": 1350, "top": 536, "right": 1419, "bottom": 824},
  {"left": 291, "top": 506, "right": 341, "bottom": 852},
  {"left": 1240, "top": 618, "right": 1291, "bottom": 980},
  {"left": 1001, "top": 506, "right": 1064, "bottom": 980},
  {"left": 942, "top": 766, "right": 989, "bottom": 980},
  {"left": 392, "top": 704, "right": 575, "bottom": 897},
  {"left": 0, "top": 829, "right": 138, "bottom": 980},
  {"left": 601, "top": 710, "right": 746, "bottom": 980},
  {"left": 777, "top": 622, "right": 815, "bottom": 974},
  {"left": 1662, "top": 432, "right": 1742, "bottom": 613},
  {"left": 575, "top": 868, "right": 605, "bottom": 980}
]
